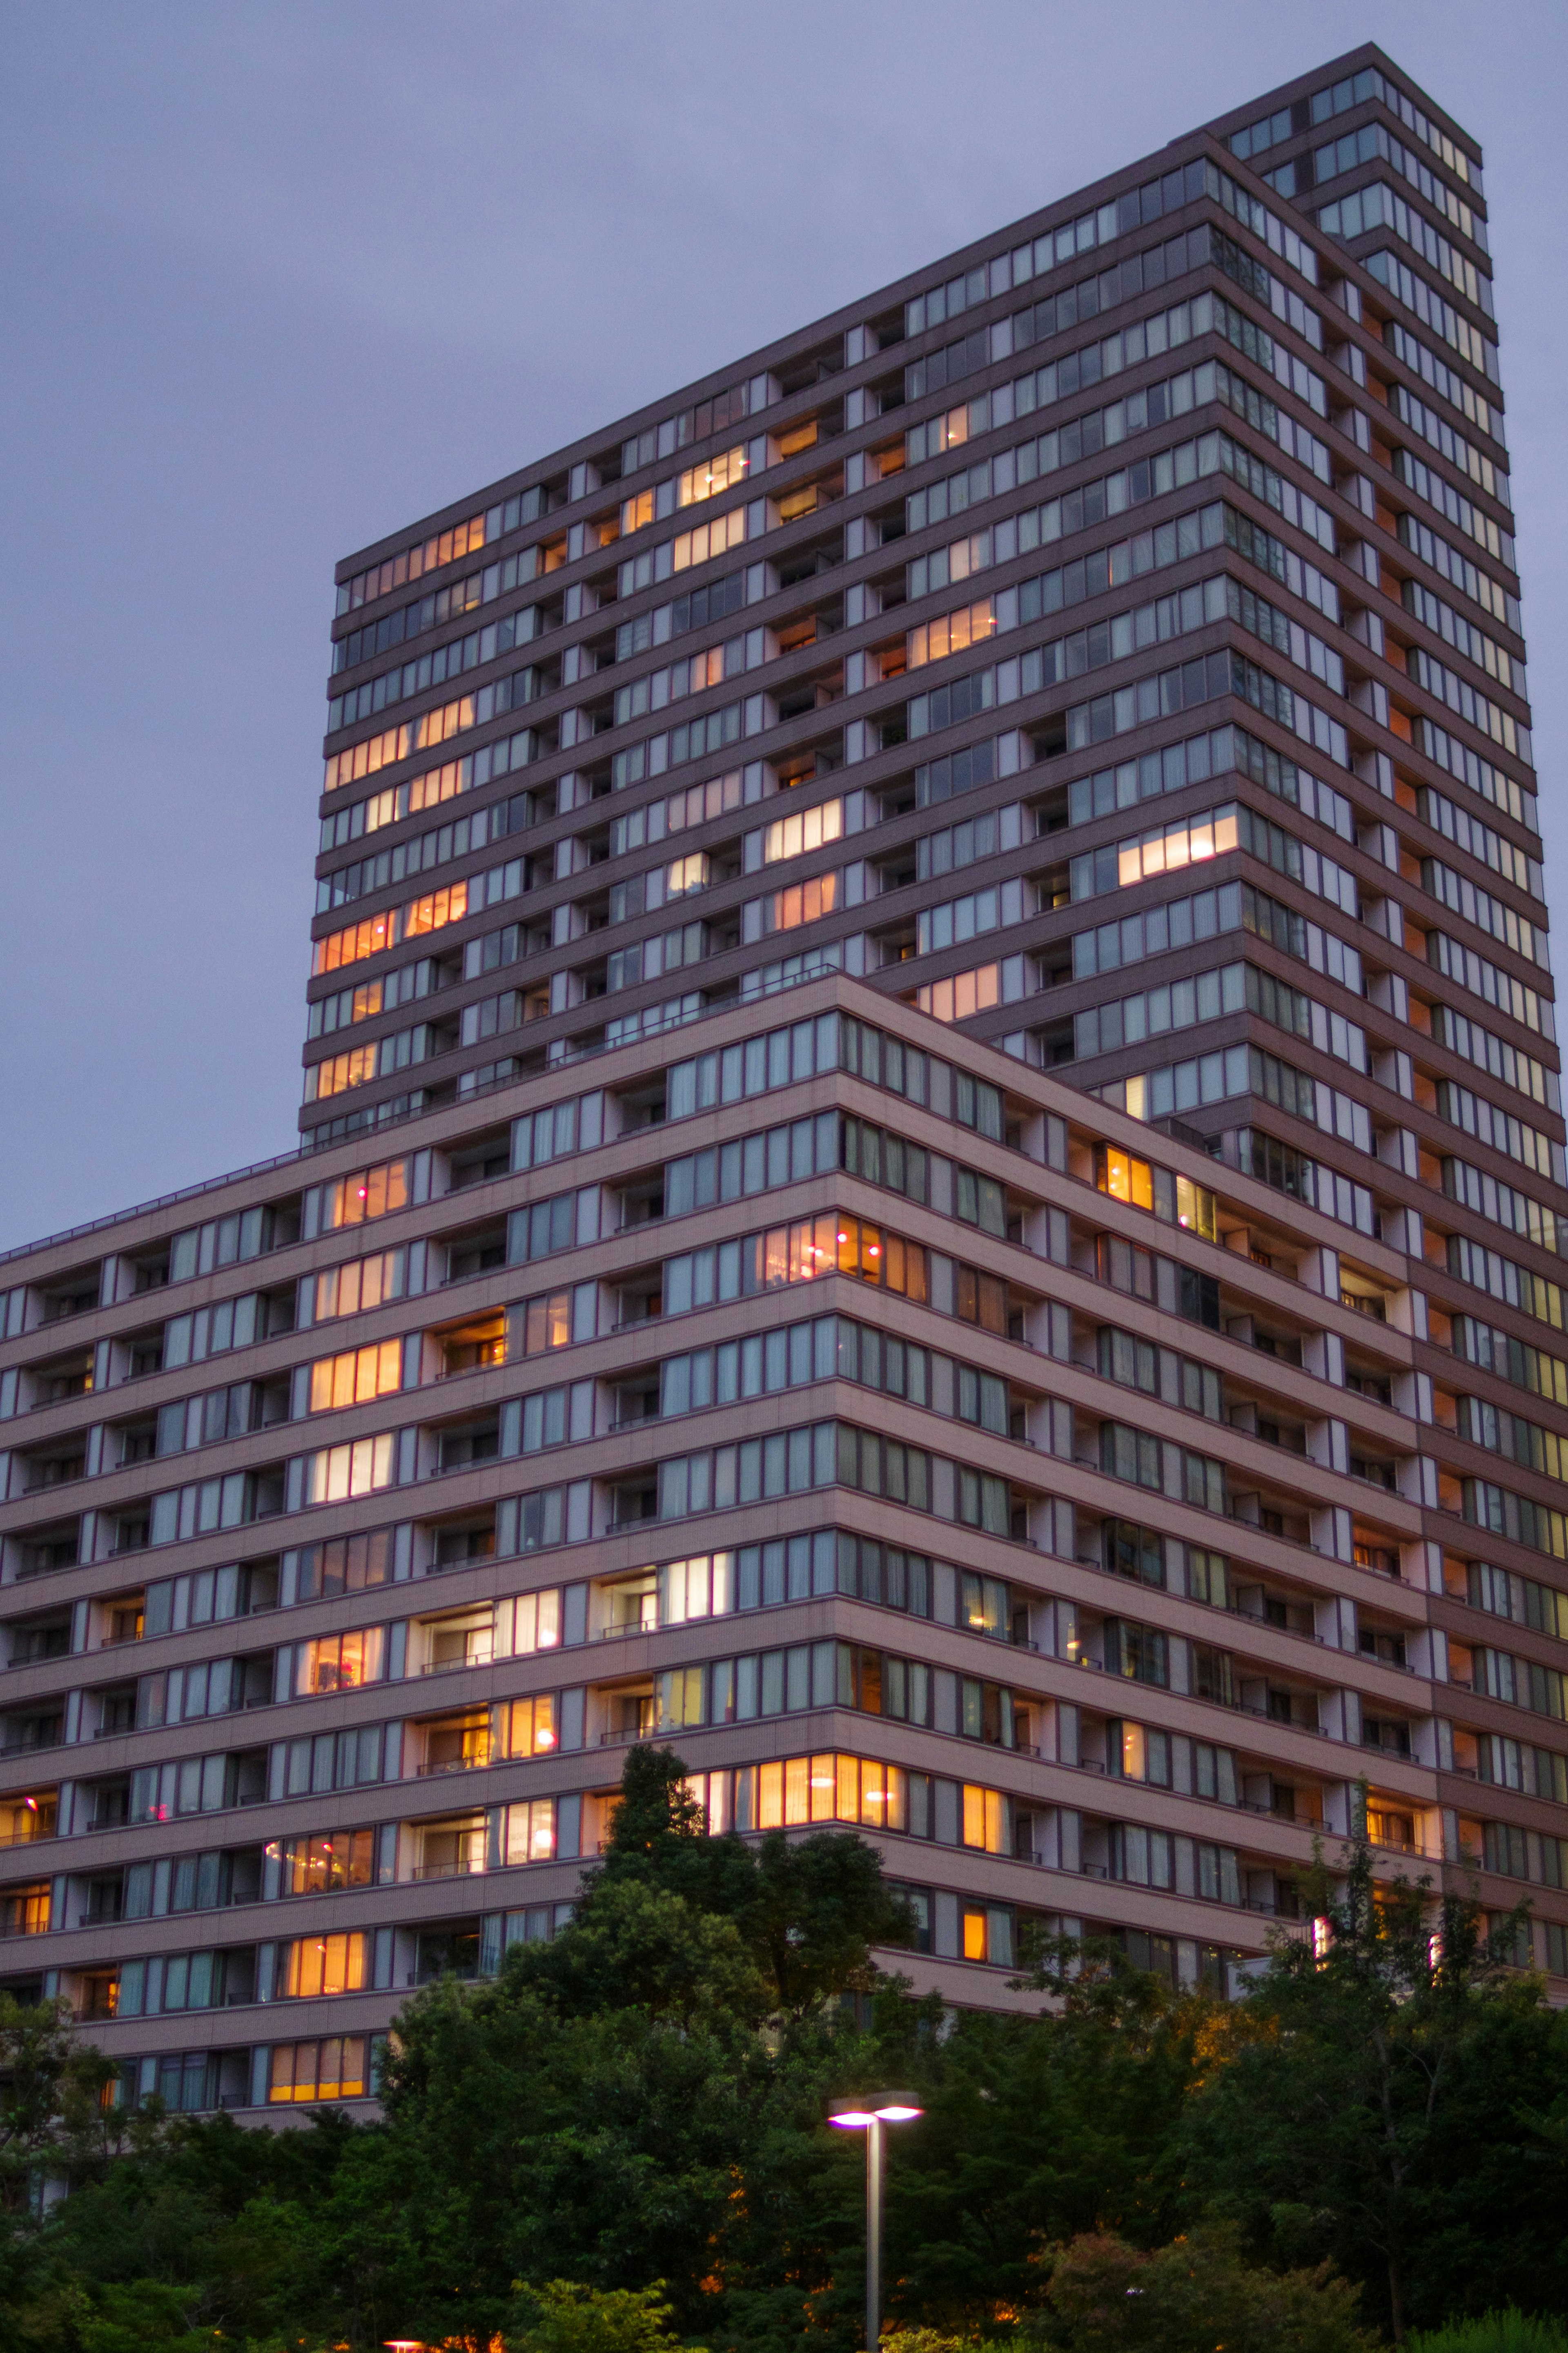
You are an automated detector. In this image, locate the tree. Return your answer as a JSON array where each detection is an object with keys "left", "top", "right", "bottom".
[
  {"left": 1027, "top": 2228, "right": 1376, "bottom": 2353},
  {"left": 506, "top": 2277, "right": 703, "bottom": 2353},
  {"left": 508, "top": 1876, "right": 770, "bottom": 2028},
  {"left": 875, "top": 1946, "right": 1205, "bottom": 2333},
  {"left": 0, "top": 1992, "right": 119, "bottom": 2214},
  {"left": 1184, "top": 1828, "right": 1568, "bottom": 2338},
  {"left": 548, "top": 1745, "right": 915, "bottom": 2023}
]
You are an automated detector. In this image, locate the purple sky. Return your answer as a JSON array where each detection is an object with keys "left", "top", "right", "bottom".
[{"left": 2, "top": 1, "right": 1564, "bottom": 1252}]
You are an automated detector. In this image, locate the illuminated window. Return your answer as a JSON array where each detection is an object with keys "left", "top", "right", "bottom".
[
  {"left": 666, "top": 853, "right": 710, "bottom": 898},
  {"left": 514, "top": 1291, "right": 570, "bottom": 1357},
  {"left": 619, "top": 488, "right": 654, "bottom": 536},
  {"left": 279, "top": 1932, "right": 367, "bottom": 1999},
  {"left": 323, "top": 1160, "right": 409, "bottom": 1230},
  {"left": 657, "top": 1666, "right": 706, "bottom": 1731},
  {"left": 1, "top": 1884, "right": 51, "bottom": 1936},
  {"left": 270, "top": 1829, "right": 375, "bottom": 1895},
  {"left": 962, "top": 1784, "right": 1009, "bottom": 1853},
  {"left": 309, "top": 1046, "right": 378, "bottom": 1102},
  {"left": 313, "top": 881, "right": 468, "bottom": 975},
  {"left": 506, "top": 1694, "right": 557, "bottom": 1755},
  {"left": 323, "top": 694, "right": 479, "bottom": 794},
  {"left": 504, "top": 1796, "right": 558, "bottom": 1863},
  {"left": 324, "top": 722, "right": 411, "bottom": 794},
  {"left": 341, "top": 513, "right": 486, "bottom": 612},
  {"left": 960, "top": 1571, "right": 1010, "bottom": 1638},
  {"left": 512, "top": 1590, "right": 562, "bottom": 1654},
  {"left": 764, "top": 797, "right": 843, "bottom": 864},
  {"left": 304, "top": 1434, "right": 395, "bottom": 1505},
  {"left": 768, "top": 873, "right": 837, "bottom": 932},
  {"left": 907, "top": 598, "right": 997, "bottom": 669},
  {"left": 962, "top": 1906, "right": 1015, "bottom": 1965},
  {"left": 309, "top": 1341, "right": 402, "bottom": 1414},
  {"left": 268, "top": 2035, "right": 368, "bottom": 2104},
  {"left": 906, "top": 402, "right": 970, "bottom": 460},
  {"left": 296, "top": 1626, "right": 387, "bottom": 1695},
  {"left": 1096, "top": 1145, "right": 1154, "bottom": 1211},
  {"left": 0, "top": 1795, "right": 53, "bottom": 1847},
  {"left": 673, "top": 507, "right": 747, "bottom": 573},
  {"left": 312, "top": 1249, "right": 403, "bottom": 1322},
  {"left": 916, "top": 964, "right": 1000, "bottom": 1023},
  {"left": 757, "top": 1210, "right": 927, "bottom": 1301},
  {"left": 678, "top": 446, "right": 750, "bottom": 507},
  {"left": 752, "top": 1752, "right": 907, "bottom": 1831},
  {"left": 657, "top": 1552, "right": 734, "bottom": 1624},
  {"left": 1117, "top": 804, "right": 1239, "bottom": 887}
]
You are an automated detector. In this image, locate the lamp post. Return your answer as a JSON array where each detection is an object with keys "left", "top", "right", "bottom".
[{"left": 828, "top": 2092, "right": 923, "bottom": 2351}]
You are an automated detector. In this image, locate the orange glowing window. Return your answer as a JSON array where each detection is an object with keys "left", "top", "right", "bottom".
[
  {"left": 324, "top": 1160, "right": 409, "bottom": 1230},
  {"left": 1095, "top": 1146, "right": 1154, "bottom": 1212},
  {"left": 309, "top": 1340, "right": 402, "bottom": 1414}
]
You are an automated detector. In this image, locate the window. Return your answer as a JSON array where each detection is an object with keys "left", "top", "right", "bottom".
[
  {"left": 268, "top": 2036, "right": 369, "bottom": 2104},
  {"left": 1105, "top": 1620, "right": 1168, "bottom": 1686},
  {"left": 340, "top": 514, "right": 486, "bottom": 612},
  {"left": 323, "top": 1161, "right": 409, "bottom": 1231},
  {"left": 962, "top": 1784, "right": 1010, "bottom": 1853},
  {"left": 308, "top": 1341, "right": 402, "bottom": 1413},
  {"left": 312, "top": 1250, "right": 403, "bottom": 1322},
  {"left": 666, "top": 853, "right": 710, "bottom": 898},
  {"left": 312, "top": 882, "right": 468, "bottom": 976},
  {"left": 312, "top": 1046, "right": 377, "bottom": 1101},
  {"left": 672, "top": 508, "right": 747, "bottom": 573},
  {"left": 274, "top": 1829, "right": 375, "bottom": 1895},
  {"left": 1, "top": 1884, "right": 50, "bottom": 1936},
  {"left": 759, "top": 1212, "right": 927, "bottom": 1302},
  {"left": 296, "top": 1530, "right": 392, "bottom": 1601},
  {"left": 504, "top": 1796, "right": 558, "bottom": 1862},
  {"left": 962, "top": 1905, "right": 1015, "bottom": 1965},
  {"left": 907, "top": 598, "right": 997, "bottom": 669},
  {"left": 1097, "top": 1145, "right": 1153, "bottom": 1212},
  {"left": 278, "top": 1932, "right": 368, "bottom": 1999},
  {"left": 296, "top": 1627, "right": 387, "bottom": 1697},
  {"left": 752, "top": 1753, "right": 905, "bottom": 1831},
  {"left": 956, "top": 1467, "right": 1010, "bottom": 1535},
  {"left": 1104, "top": 1520, "right": 1165, "bottom": 1587},
  {"left": 505, "top": 1695, "right": 557, "bottom": 1755},
  {"left": 1107, "top": 1720, "right": 1172, "bottom": 1786},
  {"left": 915, "top": 963, "right": 1000, "bottom": 1023},
  {"left": 1188, "top": 1547, "right": 1228, "bottom": 1606},
  {"left": 513, "top": 1590, "right": 562, "bottom": 1653},
  {"left": 768, "top": 873, "right": 837, "bottom": 931},
  {"left": 304, "top": 1434, "right": 394, "bottom": 1505},
  {"left": 678, "top": 445, "right": 751, "bottom": 506},
  {"left": 960, "top": 1571, "right": 1011, "bottom": 1638},
  {"left": 765, "top": 798, "right": 843, "bottom": 863}
]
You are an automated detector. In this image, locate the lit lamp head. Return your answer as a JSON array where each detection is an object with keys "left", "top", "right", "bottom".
[{"left": 828, "top": 2092, "right": 924, "bottom": 2129}]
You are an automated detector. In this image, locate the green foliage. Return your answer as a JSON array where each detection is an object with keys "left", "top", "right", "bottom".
[
  {"left": 1026, "top": 2228, "right": 1377, "bottom": 2352},
  {"left": 1406, "top": 2318, "right": 1568, "bottom": 2353},
  {"left": 3, "top": 1771, "right": 1566, "bottom": 2353},
  {"left": 1183, "top": 1828, "right": 1568, "bottom": 2338},
  {"left": 505, "top": 2277, "right": 702, "bottom": 2353}
]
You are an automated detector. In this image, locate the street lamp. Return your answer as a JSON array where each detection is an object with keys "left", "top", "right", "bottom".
[{"left": 828, "top": 2092, "right": 924, "bottom": 2350}]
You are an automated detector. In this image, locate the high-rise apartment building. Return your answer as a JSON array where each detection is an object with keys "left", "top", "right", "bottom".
[{"left": 2, "top": 44, "right": 1561, "bottom": 2123}]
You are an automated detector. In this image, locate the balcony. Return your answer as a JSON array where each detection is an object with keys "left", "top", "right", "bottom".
[{"left": 413, "top": 1825, "right": 487, "bottom": 1880}]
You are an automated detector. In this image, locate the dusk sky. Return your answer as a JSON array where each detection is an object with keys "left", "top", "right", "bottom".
[{"left": 2, "top": 0, "right": 1564, "bottom": 1252}]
